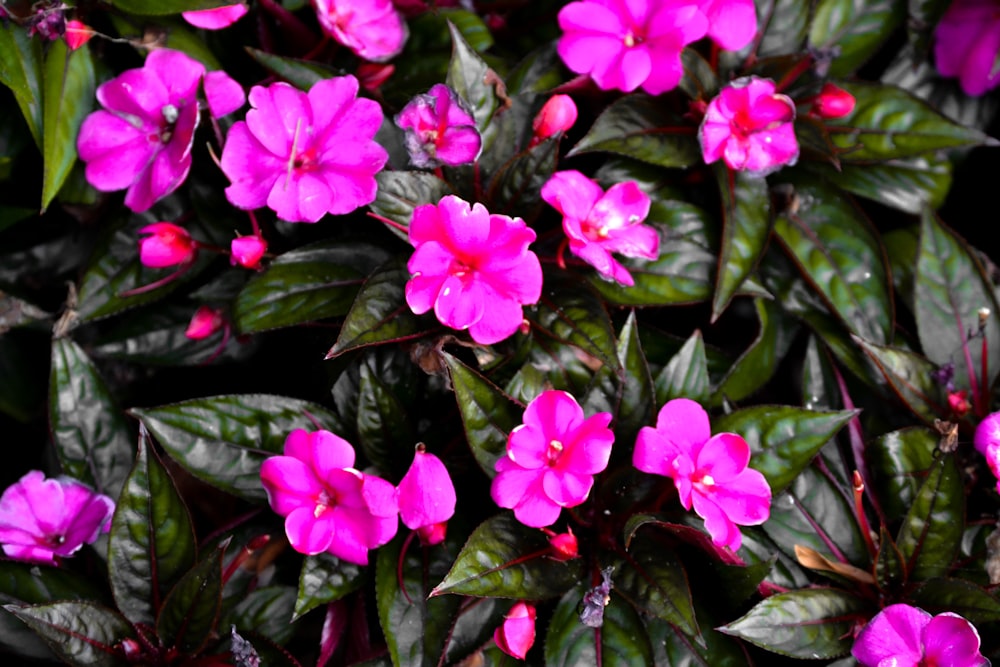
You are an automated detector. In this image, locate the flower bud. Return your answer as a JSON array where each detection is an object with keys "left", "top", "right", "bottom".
[
  {"left": 138, "top": 223, "right": 197, "bottom": 268},
  {"left": 231, "top": 235, "right": 267, "bottom": 270},
  {"left": 357, "top": 62, "right": 395, "bottom": 92},
  {"left": 397, "top": 445, "right": 456, "bottom": 546},
  {"left": 185, "top": 306, "right": 225, "bottom": 340},
  {"left": 531, "top": 94, "right": 577, "bottom": 145},
  {"left": 948, "top": 390, "right": 971, "bottom": 417},
  {"left": 416, "top": 522, "right": 448, "bottom": 546},
  {"left": 64, "top": 20, "right": 95, "bottom": 50},
  {"left": 547, "top": 530, "right": 579, "bottom": 561},
  {"left": 811, "top": 83, "right": 856, "bottom": 119},
  {"left": 494, "top": 602, "right": 536, "bottom": 660}
]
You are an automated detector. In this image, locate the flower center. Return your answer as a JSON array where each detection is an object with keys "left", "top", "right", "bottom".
[
  {"left": 546, "top": 439, "right": 564, "bottom": 465},
  {"left": 693, "top": 470, "right": 715, "bottom": 489},
  {"left": 582, "top": 217, "right": 611, "bottom": 241},
  {"left": 314, "top": 489, "right": 334, "bottom": 518},
  {"left": 154, "top": 104, "right": 179, "bottom": 144},
  {"left": 449, "top": 258, "right": 474, "bottom": 280},
  {"left": 623, "top": 30, "right": 643, "bottom": 48}
]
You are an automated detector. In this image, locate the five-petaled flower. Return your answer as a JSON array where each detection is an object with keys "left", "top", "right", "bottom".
[
  {"left": 852, "top": 604, "right": 990, "bottom": 667},
  {"left": 0, "top": 471, "right": 115, "bottom": 565},
  {"left": 491, "top": 390, "right": 614, "bottom": 528},
  {"left": 699, "top": 75, "right": 799, "bottom": 175},
  {"left": 313, "top": 0, "right": 407, "bottom": 61},
  {"left": 221, "top": 77, "right": 388, "bottom": 223},
  {"left": 395, "top": 83, "right": 482, "bottom": 168},
  {"left": 405, "top": 195, "right": 543, "bottom": 345},
  {"left": 934, "top": 0, "right": 1000, "bottom": 96},
  {"left": 541, "top": 170, "right": 659, "bottom": 287},
  {"left": 77, "top": 48, "right": 244, "bottom": 213},
  {"left": 260, "top": 429, "right": 399, "bottom": 565},
  {"left": 494, "top": 602, "right": 536, "bottom": 660},
  {"left": 138, "top": 222, "right": 198, "bottom": 268},
  {"left": 557, "top": 0, "right": 709, "bottom": 94},
  {"left": 633, "top": 398, "right": 771, "bottom": 551},
  {"left": 396, "top": 444, "right": 456, "bottom": 546}
]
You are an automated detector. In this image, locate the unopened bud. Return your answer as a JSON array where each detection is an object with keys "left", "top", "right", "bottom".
[
  {"left": 811, "top": 83, "right": 855, "bottom": 119},
  {"left": 948, "top": 390, "right": 972, "bottom": 418},
  {"left": 547, "top": 530, "right": 578, "bottom": 561},
  {"left": 185, "top": 306, "right": 225, "bottom": 340},
  {"left": 64, "top": 20, "right": 95, "bottom": 50},
  {"left": 531, "top": 95, "right": 577, "bottom": 145}
]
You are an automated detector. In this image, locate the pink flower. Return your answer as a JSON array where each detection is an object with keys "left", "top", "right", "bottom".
[
  {"left": 405, "top": 195, "right": 543, "bottom": 345},
  {"left": 395, "top": 84, "right": 482, "bottom": 168},
  {"left": 0, "top": 471, "right": 115, "bottom": 565},
  {"left": 138, "top": 222, "right": 197, "bottom": 268},
  {"left": 974, "top": 411, "right": 1000, "bottom": 492},
  {"left": 934, "top": 0, "right": 1000, "bottom": 96},
  {"left": 531, "top": 94, "right": 578, "bottom": 146},
  {"left": 494, "top": 602, "right": 536, "bottom": 660},
  {"left": 633, "top": 398, "right": 771, "bottom": 551},
  {"left": 697, "top": 0, "right": 758, "bottom": 51},
  {"left": 491, "top": 391, "right": 614, "bottom": 528},
  {"left": 540, "top": 170, "right": 658, "bottom": 287},
  {"left": 231, "top": 235, "right": 267, "bottom": 270},
  {"left": 852, "top": 604, "right": 989, "bottom": 667},
  {"left": 313, "top": 0, "right": 407, "bottom": 61},
  {"left": 699, "top": 75, "right": 799, "bottom": 175},
  {"left": 557, "top": 0, "right": 708, "bottom": 94},
  {"left": 260, "top": 429, "right": 398, "bottom": 565},
  {"left": 77, "top": 49, "right": 244, "bottom": 212},
  {"left": 220, "top": 78, "right": 388, "bottom": 223},
  {"left": 64, "top": 20, "right": 95, "bottom": 50},
  {"left": 396, "top": 444, "right": 456, "bottom": 546},
  {"left": 182, "top": 3, "right": 248, "bottom": 30},
  {"left": 185, "top": 306, "right": 225, "bottom": 340},
  {"left": 810, "top": 82, "right": 856, "bottom": 119}
]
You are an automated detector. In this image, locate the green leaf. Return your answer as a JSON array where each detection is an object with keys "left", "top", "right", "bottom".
[
  {"left": 446, "top": 21, "right": 498, "bottom": 133},
  {"left": 568, "top": 95, "right": 700, "bottom": 168},
  {"left": 545, "top": 587, "right": 654, "bottom": 667},
  {"left": 228, "top": 586, "right": 297, "bottom": 646},
  {"left": 646, "top": 613, "right": 750, "bottom": 667},
  {"left": 41, "top": 40, "right": 94, "bottom": 211},
  {"left": 0, "top": 22, "right": 43, "bottom": 147},
  {"left": 715, "top": 405, "right": 857, "bottom": 495},
  {"left": 110, "top": 0, "right": 237, "bottom": 14},
  {"left": 5, "top": 601, "right": 134, "bottom": 667},
  {"left": 132, "top": 394, "right": 342, "bottom": 502},
  {"left": 156, "top": 545, "right": 225, "bottom": 655},
  {"left": 610, "top": 312, "right": 655, "bottom": 447},
  {"left": 808, "top": 0, "right": 905, "bottom": 76},
  {"left": 431, "top": 514, "right": 582, "bottom": 599},
  {"left": 896, "top": 453, "right": 964, "bottom": 582},
  {"left": 655, "top": 329, "right": 710, "bottom": 405},
  {"left": 327, "top": 258, "right": 429, "bottom": 358},
  {"left": 772, "top": 177, "right": 893, "bottom": 344},
  {"left": 854, "top": 336, "right": 943, "bottom": 423},
  {"left": 867, "top": 427, "right": 938, "bottom": 521},
  {"left": 915, "top": 208, "right": 1000, "bottom": 392},
  {"left": 530, "top": 271, "right": 620, "bottom": 373},
  {"left": 827, "top": 82, "right": 994, "bottom": 161},
  {"left": 616, "top": 537, "right": 698, "bottom": 637},
  {"left": 370, "top": 171, "right": 452, "bottom": 237},
  {"left": 443, "top": 352, "right": 522, "bottom": 478},
  {"left": 719, "top": 588, "right": 868, "bottom": 659},
  {"left": 486, "top": 136, "right": 558, "bottom": 216},
  {"left": 810, "top": 154, "right": 952, "bottom": 214},
  {"left": 715, "top": 299, "right": 798, "bottom": 404},
  {"left": 756, "top": 0, "right": 812, "bottom": 58},
  {"left": 910, "top": 578, "right": 1000, "bottom": 624},
  {"left": 906, "top": 0, "right": 950, "bottom": 59},
  {"left": 883, "top": 225, "right": 919, "bottom": 310},
  {"left": 245, "top": 48, "right": 333, "bottom": 91},
  {"left": 356, "top": 355, "right": 417, "bottom": 474},
  {"left": 108, "top": 433, "right": 197, "bottom": 626},
  {"left": 49, "top": 338, "right": 134, "bottom": 499},
  {"left": 294, "top": 554, "right": 365, "bottom": 621},
  {"left": 875, "top": 527, "right": 905, "bottom": 594},
  {"left": 713, "top": 166, "right": 771, "bottom": 321},
  {"left": 234, "top": 240, "right": 391, "bottom": 334}
]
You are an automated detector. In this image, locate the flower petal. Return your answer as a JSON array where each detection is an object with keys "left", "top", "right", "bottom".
[{"left": 852, "top": 604, "right": 930, "bottom": 667}]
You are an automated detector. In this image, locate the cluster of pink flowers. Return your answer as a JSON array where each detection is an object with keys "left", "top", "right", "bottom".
[
  {"left": 934, "top": 0, "right": 1000, "bottom": 96},
  {"left": 852, "top": 604, "right": 989, "bottom": 667}
]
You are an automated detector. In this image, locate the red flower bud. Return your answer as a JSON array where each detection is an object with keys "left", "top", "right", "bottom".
[
  {"left": 231, "top": 235, "right": 267, "bottom": 270},
  {"left": 948, "top": 389, "right": 971, "bottom": 417},
  {"left": 357, "top": 62, "right": 395, "bottom": 92},
  {"left": 494, "top": 602, "right": 536, "bottom": 660},
  {"left": 531, "top": 94, "right": 577, "bottom": 145},
  {"left": 138, "top": 222, "right": 197, "bottom": 268},
  {"left": 548, "top": 530, "right": 579, "bottom": 561},
  {"left": 812, "top": 83, "right": 856, "bottom": 119},
  {"left": 64, "top": 20, "right": 94, "bottom": 50},
  {"left": 185, "top": 306, "right": 225, "bottom": 340},
  {"left": 398, "top": 445, "right": 456, "bottom": 547}
]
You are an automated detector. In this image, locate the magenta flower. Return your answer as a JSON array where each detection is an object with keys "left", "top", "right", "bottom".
[
  {"left": 405, "top": 195, "right": 543, "bottom": 345},
  {"left": 397, "top": 444, "right": 456, "bottom": 546},
  {"left": 231, "top": 235, "right": 267, "bottom": 270},
  {"left": 541, "top": 170, "right": 659, "bottom": 287},
  {"left": 220, "top": 78, "right": 388, "bottom": 223},
  {"left": 491, "top": 391, "right": 614, "bottom": 528},
  {"left": 974, "top": 411, "right": 1000, "bottom": 493},
  {"left": 395, "top": 84, "right": 482, "bottom": 168},
  {"left": 633, "top": 398, "right": 771, "bottom": 551},
  {"left": 699, "top": 75, "right": 798, "bottom": 176},
  {"left": 260, "top": 429, "right": 399, "bottom": 565},
  {"left": 494, "top": 602, "right": 536, "bottom": 660},
  {"left": 77, "top": 49, "right": 244, "bottom": 213},
  {"left": 934, "top": 0, "right": 1000, "bottom": 96},
  {"left": 64, "top": 20, "right": 95, "bottom": 50},
  {"left": 0, "top": 471, "right": 115, "bottom": 565},
  {"left": 182, "top": 3, "right": 248, "bottom": 30},
  {"left": 313, "top": 0, "right": 407, "bottom": 61},
  {"left": 697, "top": 0, "right": 758, "bottom": 51},
  {"left": 138, "top": 222, "right": 197, "bottom": 268},
  {"left": 531, "top": 94, "right": 578, "bottom": 146},
  {"left": 557, "top": 0, "right": 708, "bottom": 94},
  {"left": 852, "top": 604, "right": 989, "bottom": 667},
  {"left": 185, "top": 306, "right": 225, "bottom": 340}
]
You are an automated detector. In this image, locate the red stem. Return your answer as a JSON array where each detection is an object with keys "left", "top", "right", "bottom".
[
  {"left": 366, "top": 211, "right": 409, "bottom": 234},
  {"left": 852, "top": 471, "right": 876, "bottom": 558},
  {"left": 958, "top": 310, "right": 981, "bottom": 414},
  {"left": 774, "top": 55, "right": 814, "bottom": 93}
]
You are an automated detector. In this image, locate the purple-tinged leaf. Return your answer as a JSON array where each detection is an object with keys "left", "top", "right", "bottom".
[
  {"left": 545, "top": 585, "right": 654, "bottom": 666},
  {"left": 370, "top": 171, "right": 452, "bottom": 240},
  {"left": 228, "top": 586, "right": 297, "bottom": 645},
  {"left": 294, "top": 554, "right": 366, "bottom": 622},
  {"left": 156, "top": 543, "right": 226, "bottom": 655},
  {"left": 808, "top": 0, "right": 904, "bottom": 76},
  {"left": 896, "top": 452, "right": 963, "bottom": 582},
  {"left": 440, "top": 598, "right": 507, "bottom": 665},
  {"left": 646, "top": 613, "right": 750, "bottom": 667},
  {"left": 854, "top": 335, "right": 944, "bottom": 424},
  {"left": 756, "top": 0, "right": 811, "bottom": 58},
  {"left": 5, "top": 600, "right": 134, "bottom": 667},
  {"left": 910, "top": 578, "right": 1000, "bottom": 624},
  {"left": 615, "top": 536, "right": 698, "bottom": 637},
  {"left": 446, "top": 21, "right": 497, "bottom": 133},
  {"left": 487, "top": 135, "right": 558, "bottom": 217},
  {"left": 867, "top": 427, "right": 938, "bottom": 522},
  {"left": 876, "top": 527, "right": 906, "bottom": 595}
]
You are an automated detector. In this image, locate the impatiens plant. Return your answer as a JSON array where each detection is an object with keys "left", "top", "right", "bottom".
[{"left": 3, "top": 0, "right": 1000, "bottom": 664}]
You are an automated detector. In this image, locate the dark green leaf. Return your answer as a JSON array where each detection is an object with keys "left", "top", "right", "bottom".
[
  {"left": 867, "top": 427, "right": 938, "bottom": 521},
  {"left": 530, "top": 271, "right": 620, "bottom": 373},
  {"left": 370, "top": 171, "right": 452, "bottom": 237},
  {"left": 713, "top": 166, "right": 771, "bottom": 321},
  {"left": 756, "top": 0, "right": 812, "bottom": 57},
  {"left": 443, "top": 352, "right": 522, "bottom": 478},
  {"left": 610, "top": 312, "right": 655, "bottom": 446},
  {"left": 49, "top": 338, "right": 134, "bottom": 499},
  {"left": 883, "top": 225, "right": 919, "bottom": 310},
  {"left": 616, "top": 537, "right": 698, "bottom": 637},
  {"left": 655, "top": 329, "right": 710, "bottom": 405},
  {"left": 110, "top": 0, "right": 237, "bottom": 14},
  {"left": 719, "top": 588, "right": 868, "bottom": 658},
  {"left": 441, "top": 597, "right": 507, "bottom": 666},
  {"left": 810, "top": 154, "right": 952, "bottom": 214},
  {"left": 896, "top": 453, "right": 964, "bottom": 582},
  {"left": 356, "top": 355, "right": 417, "bottom": 474},
  {"left": 715, "top": 405, "right": 857, "bottom": 495},
  {"left": 678, "top": 48, "right": 719, "bottom": 99},
  {"left": 235, "top": 240, "right": 391, "bottom": 334},
  {"left": 854, "top": 336, "right": 943, "bottom": 423},
  {"left": 876, "top": 527, "right": 905, "bottom": 594},
  {"left": 646, "top": 613, "right": 749, "bottom": 667},
  {"left": 228, "top": 586, "right": 297, "bottom": 645},
  {"left": 41, "top": 40, "right": 94, "bottom": 211},
  {"left": 431, "top": 514, "right": 582, "bottom": 599},
  {"left": 5, "top": 601, "right": 133, "bottom": 667},
  {"left": 109, "top": 434, "right": 196, "bottom": 626},
  {"left": 487, "top": 136, "right": 558, "bottom": 216},
  {"left": 715, "top": 299, "right": 798, "bottom": 404},
  {"left": 0, "top": 22, "right": 43, "bottom": 146},
  {"left": 245, "top": 48, "right": 333, "bottom": 91},
  {"left": 446, "top": 21, "right": 498, "bottom": 133},
  {"left": 545, "top": 587, "right": 654, "bottom": 667},
  {"left": 156, "top": 545, "right": 225, "bottom": 655},
  {"left": 808, "top": 0, "right": 905, "bottom": 76},
  {"left": 568, "top": 95, "right": 700, "bottom": 168},
  {"left": 327, "top": 258, "right": 429, "bottom": 358},
  {"left": 132, "top": 395, "right": 342, "bottom": 502},
  {"left": 294, "top": 554, "right": 365, "bottom": 621},
  {"left": 910, "top": 578, "right": 1000, "bottom": 624},
  {"left": 907, "top": 0, "right": 949, "bottom": 59}
]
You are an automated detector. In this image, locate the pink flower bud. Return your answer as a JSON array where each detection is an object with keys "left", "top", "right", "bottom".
[
  {"left": 137, "top": 222, "right": 197, "bottom": 268},
  {"left": 812, "top": 83, "right": 856, "bottom": 119},
  {"left": 185, "top": 306, "right": 225, "bottom": 340},
  {"left": 397, "top": 444, "right": 456, "bottom": 546},
  {"left": 948, "top": 389, "right": 971, "bottom": 417},
  {"left": 494, "top": 602, "right": 536, "bottom": 660},
  {"left": 64, "top": 20, "right": 94, "bottom": 50},
  {"left": 357, "top": 62, "right": 395, "bottom": 92},
  {"left": 231, "top": 235, "right": 267, "bottom": 270},
  {"left": 547, "top": 530, "right": 579, "bottom": 561},
  {"left": 416, "top": 521, "right": 448, "bottom": 546},
  {"left": 532, "top": 94, "right": 577, "bottom": 145}
]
